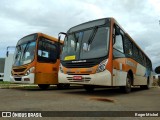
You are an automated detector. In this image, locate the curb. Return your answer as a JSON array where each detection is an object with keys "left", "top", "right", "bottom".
[{"left": 0, "top": 84, "right": 38, "bottom": 89}]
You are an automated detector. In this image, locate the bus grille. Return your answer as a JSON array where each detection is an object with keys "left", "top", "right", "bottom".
[
  {"left": 13, "top": 73, "right": 24, "bottom": 76},
  {"left": 61, "top": 57, "right": 107, "bottom": 68},
  {"left": 13, "top": 68, "right": 26, "bottom": 72},
  {"left": 14, "top": 78, "right": 22, "bottom": 81},
  {"left": 62, "top": 62, "right": 96, "bottom": 68}
]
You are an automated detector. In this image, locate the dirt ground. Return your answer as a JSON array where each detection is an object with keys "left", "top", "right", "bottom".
[{"left": 0, "top": 86, "right": 159, "bottom": 120}]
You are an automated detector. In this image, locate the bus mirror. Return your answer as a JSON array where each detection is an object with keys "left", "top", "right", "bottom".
[
  {"left": 6, "top": 51, "right": 9, "bottom": 57},
  {"left": 155, "top": 66, "right": 160, "bottom": 74},
  {"left": 58, "top": 36, "right": 61, "bottom": 42},
  {"left": 58, "top": 32, "right": 67, "bottom": 42},
  {"left": 57, "top": 32, "right": 67, "bottom": 59}
]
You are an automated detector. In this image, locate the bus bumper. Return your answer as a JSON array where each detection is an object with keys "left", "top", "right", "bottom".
[
  {"left": 58, "top": 70, "right": 112, "bottom": 86},
  {"left": 10, "top": 73, "right": 35, "bottom": 84}
]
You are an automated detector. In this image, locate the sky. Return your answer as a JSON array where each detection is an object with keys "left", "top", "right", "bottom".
[{"left": 0, "top": 0, "right": 160, "bottom": 69}]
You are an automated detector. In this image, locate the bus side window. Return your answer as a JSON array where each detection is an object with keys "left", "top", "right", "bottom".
[
  {"left": 133, "top": 44, "right": 139, "bottom": 62},
  {"left": 38, "top": 39, "right": 57, "bottom": 63},
  {"left": 113, "top": 32, "right": 124, "bottom": 53},
  {"left": 139, "top": 51, "right": 143, "bottom": 65},
  {"left": 143, "top": 54, "right": 146, "bottom": 67},
  {"left": 124, "top": 36, "right": 133, "bottom": 57}
]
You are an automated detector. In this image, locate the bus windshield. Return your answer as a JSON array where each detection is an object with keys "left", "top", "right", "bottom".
[
  {"left": 13, "top": 34, "right": 37, "bottom": 66},
  {"left": 61, "top": 26, "right": 110, "bottom": 60}
]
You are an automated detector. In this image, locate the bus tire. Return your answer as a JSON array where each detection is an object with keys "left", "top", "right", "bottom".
[
  {"left": 38, "top": 84, "right": 50, "bottom": 90},
  {"left": 120, "top": 74, "right": 131, "bottom": 93},
  {"left": 84, "top": 85, "right": 95, "bottom": 92},
  {"left": 57, "top": 84, "right": 70, "bottom": 89},
  {"left": 140, "top": 77, "right": 150, "bottom": 90}
]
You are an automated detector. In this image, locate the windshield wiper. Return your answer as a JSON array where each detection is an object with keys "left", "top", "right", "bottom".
[
  {"left": 87, "top": 26, "right": 98, "bottom": 45},
  {"left": 14, "top": 45, "right": 22, "bottom": 60},
  {"left": 16, "top": 44, "right": 21, "bottom": 50},
  {"left": 73, "top": 33, "right": 79, "bottom": 51},
  {"left": 22, "top": 42, "right": 30, "bottom": 59}
]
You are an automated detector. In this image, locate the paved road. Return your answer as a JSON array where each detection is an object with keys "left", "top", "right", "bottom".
[{"left": 0, "top": 86, "right": 160, "bottom": 120}]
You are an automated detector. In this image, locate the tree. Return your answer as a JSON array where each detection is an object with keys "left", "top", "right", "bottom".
[{"left": 155, "top": 66, "right": 160, "bottom": 74}]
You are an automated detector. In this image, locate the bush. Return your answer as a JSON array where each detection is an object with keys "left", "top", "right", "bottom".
[
  {"left": 158, "top": 79, "right": 160, "bottom": 86},
  {"left": 152, "top": 79, "right": 159, "bottom": 86}
]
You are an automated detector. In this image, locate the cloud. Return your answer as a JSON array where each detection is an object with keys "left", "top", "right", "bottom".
[{"left": 0, "top": 0, "right": 160, "bottom": 69}]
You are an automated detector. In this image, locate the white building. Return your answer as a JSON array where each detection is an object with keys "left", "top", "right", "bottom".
[
  {"left": 0, "top": 58, "right": 5, "bottom": 81},
  {"left": 3, "top": 54, "right": 14, "bottom": 81},
  {"left": 153, "top": 74, "right": 160, "bottom": 80}
]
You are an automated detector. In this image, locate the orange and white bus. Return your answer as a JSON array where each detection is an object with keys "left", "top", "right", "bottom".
[
  {"left": 58, "top": 18, "right": 152, "bottom": 93},
  {"left": 11, "top": 33, "right": 69, "bottom": 89}
]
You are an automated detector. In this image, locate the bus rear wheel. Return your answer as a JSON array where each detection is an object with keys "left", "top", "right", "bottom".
[
  {"left": 84, "top": 85, "right": 95, "bottom": 92},
  {"left": 57, "top": 84, "right": 70, "bottom": 89},
  {"left": 38, "top": 84, "right": 50, "bottom": 90},
  {"left": 120, "top": 74, "right": 131, "bottom": 93}
]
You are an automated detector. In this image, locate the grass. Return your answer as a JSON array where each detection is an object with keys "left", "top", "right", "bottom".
[
  {"left": 0, "top": 81, "right": 11, "bottom": 84},
  {"left": 0, "top": 81, "right": 38, "bottom": 89}
]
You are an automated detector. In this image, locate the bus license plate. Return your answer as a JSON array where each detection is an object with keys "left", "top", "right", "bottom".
[{"left": 73, "top": 76, "right": 82, "bottom": 80}]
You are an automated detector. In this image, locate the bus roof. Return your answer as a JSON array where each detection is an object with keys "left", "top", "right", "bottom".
[
  {"left": 67, "top": 18, "right": 108, "bottom": 33},
  {"left": 17, "top": 33, "right": 63, "bottom": 46},
  {"left": 38, "top": 32, "right": 63, "bottom": 44}
]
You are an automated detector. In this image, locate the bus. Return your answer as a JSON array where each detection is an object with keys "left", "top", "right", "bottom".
[
  {"left": 58, "top": 18, "right": 152, "bottom": 93},
  {"left": 11, "top": 33, "right": 70, "bottom": 89}
]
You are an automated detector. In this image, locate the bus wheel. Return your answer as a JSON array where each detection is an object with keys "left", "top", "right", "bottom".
[
  {"left": 84, "top": 85, "right": 95, "bottom": 92},
  {"left": 140, "top": 78, "right": 150, "bottom": 90},
  {"left": 120, "top": 74, "right": 131, "bottom": 93},
  {"left": 38, "top": 84, "right": 50, "bottom": 90},
  {"left": 57, "top": 84, "right": 70, "bottom": 89}
]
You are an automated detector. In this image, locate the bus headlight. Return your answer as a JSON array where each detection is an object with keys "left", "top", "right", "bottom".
[
  {"left": 59, "top": 64, "right": 63, "bottom": 73},
  {"left": 25, "top": 67, "right": 35, "bottom": 76},
  {"left": 96, "top": 59, "right": 108, "bottom": 73}
]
